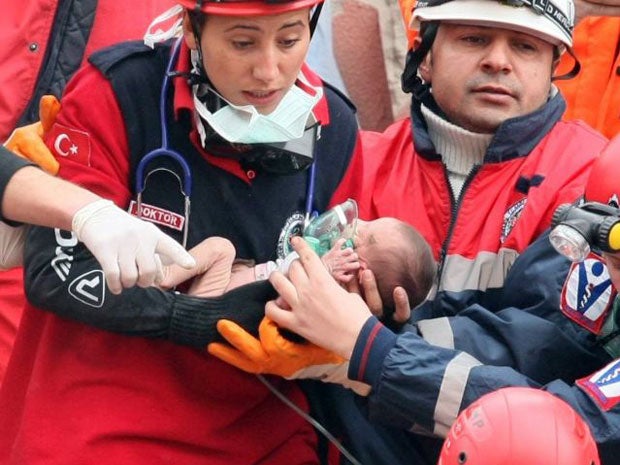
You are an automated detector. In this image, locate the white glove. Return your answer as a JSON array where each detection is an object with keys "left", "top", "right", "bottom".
[
  {"left": 72, "top": 199, "right": 195, "bottom": 294},
  {"left": 0, "top": 222, "right": 27, "bottom": 270}
]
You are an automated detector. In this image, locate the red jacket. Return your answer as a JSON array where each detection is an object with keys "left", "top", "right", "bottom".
[
  {"left": 0, "top": 0, "right": 171, "bottom": 383},
  {"left": 0, "top": 0, "right": 172, "bottom": 140},
  {"left": 333, "top": 94, "right": 607, "bottom": 322}
]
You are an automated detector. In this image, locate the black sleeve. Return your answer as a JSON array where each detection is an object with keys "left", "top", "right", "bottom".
[
  {"left": 23, "top": 224, "right": 277, "bottom": 348},
  {"left": 0, "top": 146, "right": 35, "bottom": 223}
]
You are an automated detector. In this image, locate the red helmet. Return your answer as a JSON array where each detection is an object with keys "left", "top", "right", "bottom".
[
  {"left": 585, "top": 134, "right": 620, "bottom": 208},
  {"left": 438, "top": 387, "right": 600, "bottom": 465},
  {"left": 175, "top": 0, "right": 323, "bottom": 16}
]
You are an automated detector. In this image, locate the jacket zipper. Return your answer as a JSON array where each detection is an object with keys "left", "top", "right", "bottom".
[{"left": 436, "top": 163, "right": 482, "bottom": 285}]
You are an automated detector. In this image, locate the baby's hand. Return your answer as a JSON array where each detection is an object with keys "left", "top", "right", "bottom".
[
  {"left": 321, "top": 238, "right": 360, "bottom": 284},
  {"left": 160, "top": 236, "right": 235, "bottom": 297}
]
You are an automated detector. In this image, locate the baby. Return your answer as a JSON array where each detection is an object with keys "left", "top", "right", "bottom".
[{"left": 161, "top": 203, "right": 436, "bottom": 314}]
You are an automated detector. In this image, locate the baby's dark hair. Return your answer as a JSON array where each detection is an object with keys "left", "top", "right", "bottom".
[{"left": 370, "top": 220, "right": 436, "bottom": 312}]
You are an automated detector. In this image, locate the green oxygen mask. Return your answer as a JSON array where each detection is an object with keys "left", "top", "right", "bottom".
[{"left": 302, "top": 199, "right": 358, "bottom": 256}]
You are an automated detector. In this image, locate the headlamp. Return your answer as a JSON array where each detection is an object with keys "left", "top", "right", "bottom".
[{"left": 550, "top": 202, "right": 620, "bottom": 262}]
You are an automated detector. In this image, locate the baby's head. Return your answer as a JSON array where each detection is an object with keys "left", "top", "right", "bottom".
[{"left": 355, "top": 218, "right": 436, "bottom": 311}]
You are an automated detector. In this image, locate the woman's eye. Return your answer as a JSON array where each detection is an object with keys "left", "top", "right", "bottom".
[
  {"left": 232, "top": 40, "right": 253, "bottom": 49},
  {"left": 280, "top": 38, "right": 301, "bottom": 48}
]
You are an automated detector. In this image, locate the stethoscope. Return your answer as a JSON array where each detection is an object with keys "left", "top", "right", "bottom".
[{"left": 134, "top": 37, "right": 318, "bottom": 249}]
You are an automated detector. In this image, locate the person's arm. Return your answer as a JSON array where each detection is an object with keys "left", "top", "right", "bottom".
[
  {"left": 24, "top": 219, "right": 277, "bottom": 346},
  {"left": 159, "top": 236, "right": 236, "bottom": 297},
  {"left": 344, "top": 233, "right": 610, "bottom": 430},
  {"left": 2, "top": 162, "right": 98, "bottom": 229},
  {"left": 0, "top": 156, "right": 195, "bottom": 290},
  {"left": 262, "top": 236, "right": 611, "bottom": 430}
]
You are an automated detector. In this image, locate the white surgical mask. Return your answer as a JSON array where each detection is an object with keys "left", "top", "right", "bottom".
[{"left": 193, "top": 72, "right": 323, "bottom": 145}]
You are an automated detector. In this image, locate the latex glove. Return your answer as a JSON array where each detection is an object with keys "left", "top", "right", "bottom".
[
  {"left": 4, "top": 95, "right": 61, "bottom": 175},
  {"left": 209, "top": 317, "right": 371, "bottom": 394},
  {"left": 72, "top": 199, "right": 196, "bottom": 294}
]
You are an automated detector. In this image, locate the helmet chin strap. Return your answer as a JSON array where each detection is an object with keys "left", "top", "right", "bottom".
[
  {"left": 188, "top": 10, "right": 209, "bottom": 85},
  {"left": 400, "top": 21, "right": 449, "bottom": 120},
  {"left": 552, "top": 47, "right": 581, "bottom": 81},
  {"left": 401, "top": 21, "right": 438, "bottom": 95}
]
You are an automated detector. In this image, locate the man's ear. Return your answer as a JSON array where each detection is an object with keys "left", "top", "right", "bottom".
[
  {"left": 418, "top": 49, "right": 432, "bottom": 82},
  {"left": 182, "top": 11, "right": 198, "bottom": 50}
]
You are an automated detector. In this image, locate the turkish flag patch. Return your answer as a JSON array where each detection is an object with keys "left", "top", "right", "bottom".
[{"left": 48, "top": 123, "right": 91, "bottom": 166}]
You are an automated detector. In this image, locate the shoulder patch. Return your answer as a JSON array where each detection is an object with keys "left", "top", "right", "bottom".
[
  {"left": 561, "top": 253, "right": 614, "bottom": 334},
  {"left": 49, "top": 123, "right": 91, "bottom": 167},
  {"left": 577, "top": 358, "right": 620, "bottom": 411}
]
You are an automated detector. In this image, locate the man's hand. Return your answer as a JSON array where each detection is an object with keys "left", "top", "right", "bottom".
[
  {"left": 72, "top": 199, "right": 195, "bottom": 294},
  {"left": 266, "top": 236, "right": 372, "bottom": 359},
  {"left": 575, "top": 0, "right": 620, "bottom": 23},
  {"left": 345, "top": 267, "right": 412, "bottom": 328},
  {"left": 4, "top": 95, "right": 61, "bottom": 175},
  {"left": 208, "top": 316, "right": 345, "bottom": 378}
]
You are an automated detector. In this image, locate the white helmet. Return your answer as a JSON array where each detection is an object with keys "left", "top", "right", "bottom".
[{"left": 411, "top": 0, "right": 574, "bottom": 48}]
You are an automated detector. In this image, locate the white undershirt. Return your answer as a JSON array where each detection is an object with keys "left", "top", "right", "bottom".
[{"left": 421, "top": 104, "right": 493, "bottom": 200}]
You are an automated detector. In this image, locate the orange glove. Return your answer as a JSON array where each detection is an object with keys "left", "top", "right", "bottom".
[
  {"left": 207, "top": 317, "right": 370, "bottom": 396},
  {"left": 4, "top": 95, "right": 61, "bottom": 175},
  {"left": 208, "top": 317, "right": 372, "bottom": 395},
  {"left": 209, "top": 316, "right": 344, "bottom": 377}
]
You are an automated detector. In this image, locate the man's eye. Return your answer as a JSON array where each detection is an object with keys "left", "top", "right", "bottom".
[
  {"left": 462, "top": 36, "right": 485, "bottom": 44},
  {"left": 515, "top": 42, "right": 536, "bottom": 52}
]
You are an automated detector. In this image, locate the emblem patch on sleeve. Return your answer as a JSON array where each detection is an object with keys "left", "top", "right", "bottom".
[
  {"left": 577, "top": 358, "right": 620, "bottom": 411},
  {"left": 48, "top": 123, "right": 92, "bottom": 166},
  {"left": 561, "top": 253, "right": 614, "bottom": 334}
]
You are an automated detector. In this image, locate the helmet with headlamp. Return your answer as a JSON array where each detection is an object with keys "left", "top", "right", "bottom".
[{"left": 411, "top": 0, "right": 574, "bottom": 47}]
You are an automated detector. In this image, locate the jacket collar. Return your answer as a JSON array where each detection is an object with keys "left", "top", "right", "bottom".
[{"left": 412, "top": 89, "right": 566, "bottom": 163}]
